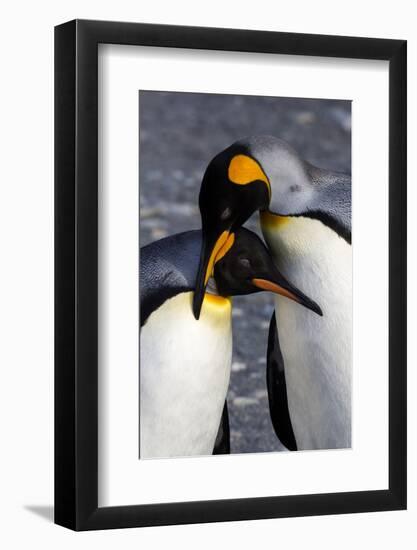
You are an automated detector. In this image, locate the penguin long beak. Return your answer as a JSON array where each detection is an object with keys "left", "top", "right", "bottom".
[
  {"left": 193, "top": 231, "right": 235, "bottom": 320},
  {"left": 252, "top": 274, "right": 323, "bottom": 316}
]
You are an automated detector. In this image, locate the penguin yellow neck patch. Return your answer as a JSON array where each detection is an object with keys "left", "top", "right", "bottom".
[
  {"left": 228, "top": 154, "right": 271, "bottom": 197},
  {"left": 260, "top": 210, "right": 291, "bottom": 229},
  {"left": 203, "top": 293, "right": 231, "bottom": 309}
]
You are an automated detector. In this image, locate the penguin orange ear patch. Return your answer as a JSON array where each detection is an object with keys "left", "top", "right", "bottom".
[{"left": 228, "top": 154, "right": 270, "bottom": 195}]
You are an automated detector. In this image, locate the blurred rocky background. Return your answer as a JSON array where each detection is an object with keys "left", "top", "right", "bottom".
[{"left": 139, "top": 91, "right": 351, "bottom": 453}]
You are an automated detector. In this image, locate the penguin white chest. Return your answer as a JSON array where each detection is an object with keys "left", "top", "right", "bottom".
[
  {"left": 140, "top": 291, "right": 232, "bottom": 458},
  {"left": 262, "top": 213, "right": 352, "bottom": 450}
]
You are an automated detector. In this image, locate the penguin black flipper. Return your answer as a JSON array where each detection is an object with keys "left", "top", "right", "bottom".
[
  {"left": 213, "top": 401, "right": 230, "bottom": 454},
  {"left": 266, "top": 311, "right": 297, "bottom": 451}
]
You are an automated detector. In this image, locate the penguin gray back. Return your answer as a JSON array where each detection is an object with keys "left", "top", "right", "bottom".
[
  {"left": 305, "top": 163, "right": 351, "bottom": 243},
  {"left": 140, "top": 230, "right": 201, "bottom": 326}
]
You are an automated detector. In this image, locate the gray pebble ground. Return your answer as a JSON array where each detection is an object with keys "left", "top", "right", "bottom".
[{"left": 139, "top": 91, "right": 351, "bottom": 454}]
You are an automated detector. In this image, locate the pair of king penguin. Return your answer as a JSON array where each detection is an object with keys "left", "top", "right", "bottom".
[
  {"left": 141, "top": 135, "right": 351, "bottom": 457},
  {"left": 193, "top": 136, "right": 352, "bottom": 452},
  {"left": 140, "top": 228, "right": 321, "bottom": 458}
]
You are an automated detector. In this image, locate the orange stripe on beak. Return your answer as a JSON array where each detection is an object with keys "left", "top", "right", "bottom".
[
  {"left": 204, "top": 231, "right": 235, "bottom": 285},
  {"left": 214, "top": 233, "right": 235, "bottom": 264},
  {"left": 252, "top": 278, "right": 301, "bottom": 304}
]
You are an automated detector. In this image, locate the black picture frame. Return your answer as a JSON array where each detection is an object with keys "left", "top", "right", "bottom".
[{"left": 55, "top": 19, "right": 407, "bottom": 531}]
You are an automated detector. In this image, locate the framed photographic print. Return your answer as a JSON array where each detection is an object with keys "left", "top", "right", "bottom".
[{"left": 55, "top": 19, "right": 407, "bottom": 530}]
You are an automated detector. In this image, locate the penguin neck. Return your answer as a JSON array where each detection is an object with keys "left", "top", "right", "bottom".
[
  {"left": 204, "top": 277, "right": 231, "bottom": 310},
  {"left": 259, "top": 210, "right": 351, "bottom": 288},
  {"left": 202, "top": 292, "right": 232, "bottom": 313}
]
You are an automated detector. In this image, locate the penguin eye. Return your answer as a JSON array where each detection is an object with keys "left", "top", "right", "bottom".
[
  {"left": 238, "top": 258, "right": 251, "bottom": 269},
  {"left": 220, "top": 207, "right": 232, "bottom": 221}
]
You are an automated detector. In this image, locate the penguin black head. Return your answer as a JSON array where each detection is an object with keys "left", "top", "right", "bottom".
[
  {"left": 193, "top": 142, "right": 271, "bottom": 319},
  {"left": 212, "top": 228, "right": 322, "bottom": 317}
]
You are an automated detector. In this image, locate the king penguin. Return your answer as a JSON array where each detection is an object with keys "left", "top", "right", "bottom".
[
  {"left": 192, "top": 135, "right": 351, "bottom": 450},
  {"left": 140, "top": 227, "right": 321, "bottom": 458}
]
